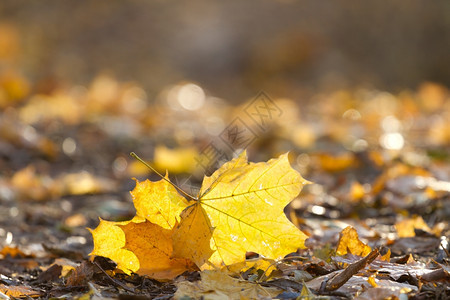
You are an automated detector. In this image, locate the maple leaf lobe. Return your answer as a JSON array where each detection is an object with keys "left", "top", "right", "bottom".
[{"left": 173, "top": 151, "right": 309, "bottom": 269}]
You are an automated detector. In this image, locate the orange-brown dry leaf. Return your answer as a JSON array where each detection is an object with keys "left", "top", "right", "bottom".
[
  {"left": 11, "top": 165, "right": 58, "bottom": 201},
  {"left": 66, "top": 261, "right": 94, "bottom": 286},
  {"left": 336, "top": 226, "right": 372, "bottom": 256},
  {"left": 19, "top": 93, "right": 81, "bottom": 125},
  {"left": 90, "top": 178, "right": 194, "bottom": 279},
  {"left": 395, "top": 215, "right": 432, "bottom": 238},
  {"left": 0, "top": 24, "right": 20, "bottom": 62},
  {"left": 89, "top": 217, "right": 195, "bottom": 280},
  {"left": 0, "top": 284, "right": 40, "bottom": 298},
  {"left": 0, "top": 70, "right": 30, "bottom": 103},
  {"left": 0, "top": 246, "right": 28, "bottom": 258},
  {"left": 172, "top": 151, "right": 309, "bottom": 270},
  {"left": 349, "top": 181, "right": 365, "bottom": 202},
  {"left": 316, "top": 152, "right": 356, "bottom": 172},
  {"left": 372, "top": 163, "right": 431, "bottom": 195}
]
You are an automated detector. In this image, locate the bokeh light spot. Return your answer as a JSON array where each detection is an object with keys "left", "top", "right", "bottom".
[{"left": 177, "top": 83, "right": 205, "bottom": 111}]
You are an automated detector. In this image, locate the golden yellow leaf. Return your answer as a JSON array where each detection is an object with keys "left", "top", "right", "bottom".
[
  {"left": 349, "top": 181, "right": 365, "bottom": 202},
  {"left": 131, "top": 177, "right": 189, "bottom": 229},
  {"left": 299, "top": 283, "right": 315, "bottom": 299},
  {"left": 380, "top": 249, "right": 391, "bottom": 262},
  {"left": 89, "top": 216, "right": 195, "bottom": 280},
  {"left": 395, "top": 215, "right": 432, "bottom": 238},
  {"left": 316, "top": 152, "right": 356, "bottom": 172},
  {"left": 153, "top": 145, "right": 199, "bottom": 174},
  {"left": 59, "top": 171, "right": 115, "bottom": 195},
  {"left": 367, "top": 275, "right": 378, "bottom": 287},
  {"left": 91, "top": 152, "right": 309, "bottom": 278},
  {"left": 127, "top": 160, "right": 151, "bottom": 177},
  {"left": 336, "top": 226, "right": 372, "bottom": 256},
  {"left": 11, "top": 165, "right": 58, "bottom": 201},
  {"left": 173, "top": 151, "right": 309, "bottom": 269}
]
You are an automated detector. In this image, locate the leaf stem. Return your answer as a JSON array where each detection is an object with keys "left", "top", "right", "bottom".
[{"left": 130, "top": 152, "right": 197, "bottom": 201}]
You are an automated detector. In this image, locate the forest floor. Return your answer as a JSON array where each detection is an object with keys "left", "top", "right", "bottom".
[{"left": 0, "top": 75, "right": 449, "bottom": 299}]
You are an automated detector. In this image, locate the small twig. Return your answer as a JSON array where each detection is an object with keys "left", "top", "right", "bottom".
[
  {"left": 440, "top": 241, "right": 450, "bottom": 258},
  {"left": 325, "top": 248, "right": 379, "bottom": 292},
  {"left": 93, "top": 261, "right": 135, "bottom": 293}
]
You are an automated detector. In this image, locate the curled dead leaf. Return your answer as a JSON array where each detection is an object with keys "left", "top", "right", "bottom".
[{"left": 336, "top": 226, "right": 372, "bottom": 257}]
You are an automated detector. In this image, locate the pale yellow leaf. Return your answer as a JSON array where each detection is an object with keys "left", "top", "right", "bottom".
[{"left": 173, "top": 151, "right": 310, "bottom": 269}]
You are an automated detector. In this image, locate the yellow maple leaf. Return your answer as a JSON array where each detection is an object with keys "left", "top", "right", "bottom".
[
  {"left": 90, "top": 151, "right": 309, "bottom": 278},
  {"left": 172, "top": 151, "right": 310, "bottom": 269},
  {"left": 89, "top": 216, "right": 195, "bottom": 280},
  {"left": 90, "top": 178, "right": 194, "bottom": 279}
]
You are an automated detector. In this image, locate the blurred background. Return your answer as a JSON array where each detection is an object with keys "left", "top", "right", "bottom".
[
  {"left": 0, "top": 1, "right": 449, "bottom": 255},
  {"left": 1, "top": 0, "right": 450, "bottom": 99}
]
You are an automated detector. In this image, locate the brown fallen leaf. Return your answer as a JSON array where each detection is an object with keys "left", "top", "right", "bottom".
[
  {"left": 355, "top": 285, "right": 414, "bottom": 300},
  {"left": 66, "top": 261, "right": 94, "bottom": 286},
  {"left": 333, "top": 255, "right": 439, "bottom": 280},
  {"left": 174, "top": 270, "right": 282, "bottom": 300},
  {"left": 307, "top": 274, "right": 417, "bottom": 295},
  {"left": 391, "top": 237, "right": 440, "bottom": 255},
  {"left": 371, "top": 163, "right": 431, "bottom": 195},
  {"left": 420, "top": 268, "right": 450, "bottom": 282},
  {"left": 0, "top": 284, "right": 41, "bottom": 298},
  {"left": 34, "top": 264, "right": 62, "bottom": 284}
]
